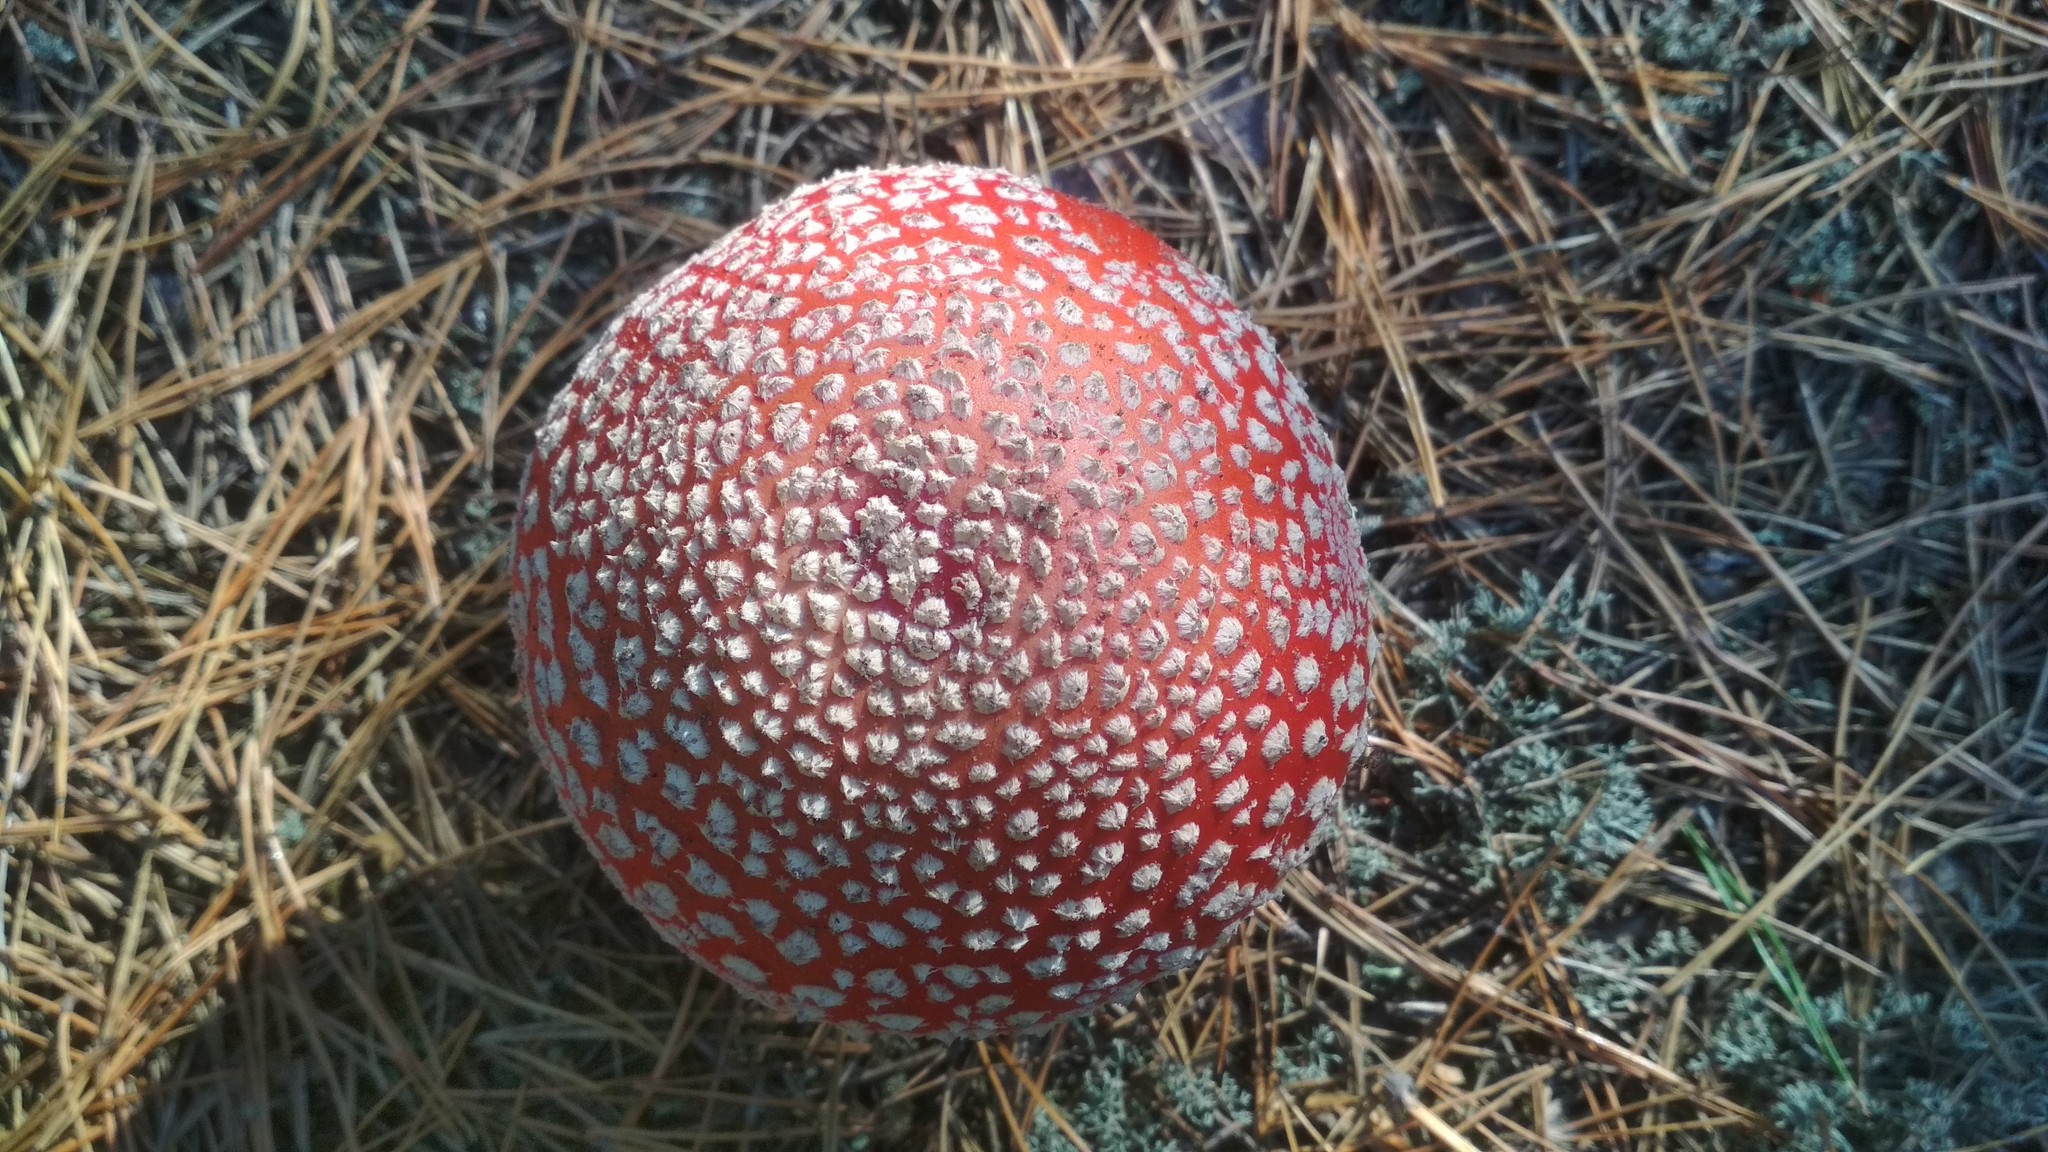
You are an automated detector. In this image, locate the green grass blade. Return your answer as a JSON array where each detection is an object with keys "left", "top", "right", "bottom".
[{"left": 1681, "top": 825, "right": 1861, "bottom": 1101}]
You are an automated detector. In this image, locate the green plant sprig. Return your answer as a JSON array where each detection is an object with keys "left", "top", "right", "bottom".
[{"left": 1681, "top": 822, "right": 1863, "bottom": 1106}]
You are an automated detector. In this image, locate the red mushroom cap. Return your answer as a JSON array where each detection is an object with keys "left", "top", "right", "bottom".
[{"left": 511, "top": 164, "right": 1376, "bottom": 1037}]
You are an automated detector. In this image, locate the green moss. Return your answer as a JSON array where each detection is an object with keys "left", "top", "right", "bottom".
[
  {"left": 1642, "top": 0, "right": 1811, "bottom": 93},
  {"left": 23, "top": 23, "right": 78, "bottom": 66},
  {"left": 1396, "top": 572, "right": 1651, "bottom": 920},
  {"left": 1159, "top": 1059, "right": 1253, "bottom": 1132},
  {"left": 1569, "top": 929, "right": 1698, "bottom": 1025},
  {"left": 1339, "top": 801, "right": 1392, "bottom": 889},
  {"left": 1027, "top": 1035, "right": 1259, "bottom": 1152},
  {"left": 274, "top": 807, "right": 306, "bottom": 848},
  {"left": 1696, "top": 981, "right": 2048, "bottom": 1151},
  {"left": 453, "top": 494, "right": 507, "bottom": 571},
  {"left": 1275, "top": 1023, "right": 1346, "bottom": 1086},
  {"left": 1027, "top": 1039, "right": 1157, "bottom": 1152},
  {"left": 443, "top": 366, "right": 486, "bottom": 417},
  {"left": 1785, "top": 208, "right": 1867, "bottom": 299}
]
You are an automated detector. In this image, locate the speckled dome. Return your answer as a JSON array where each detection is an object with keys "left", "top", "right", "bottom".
[{"left": 509, "top": 163, "right": 1376, "bottom": 1037}]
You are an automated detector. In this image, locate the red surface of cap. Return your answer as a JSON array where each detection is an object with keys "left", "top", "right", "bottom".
[{"left": 510, "top": 164, "right": 1376, "bottom": 1037}]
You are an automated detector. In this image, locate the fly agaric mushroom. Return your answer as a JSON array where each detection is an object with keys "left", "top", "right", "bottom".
[{"left": 510, "top": 164, "right": 1376, "bottom": 1037}]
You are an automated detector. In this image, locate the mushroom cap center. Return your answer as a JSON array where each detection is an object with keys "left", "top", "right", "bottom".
[{"left": 510, "top": 163, "right": 1377, "bottom": 1038}]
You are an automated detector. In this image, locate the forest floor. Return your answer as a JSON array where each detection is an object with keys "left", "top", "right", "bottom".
[{"left": 4, "top": 1, "right": 2046, "bottom": 1149}]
